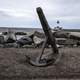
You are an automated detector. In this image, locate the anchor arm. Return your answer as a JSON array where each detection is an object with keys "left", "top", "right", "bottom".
[{"left": 37, "top": 37, "right": 48, "bottom": 62}]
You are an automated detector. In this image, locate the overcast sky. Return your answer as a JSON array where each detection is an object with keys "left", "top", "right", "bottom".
[{"left": 0, "top": 0, "right": 80, "bottom": 29}]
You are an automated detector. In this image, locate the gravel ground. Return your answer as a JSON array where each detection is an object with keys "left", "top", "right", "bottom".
[{"left": 0, "top": 47, "right": 80, "bottom": 80}]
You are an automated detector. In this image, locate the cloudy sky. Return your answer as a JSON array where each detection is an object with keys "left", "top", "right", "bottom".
[{"left": 0, "top": 0, "right": 80, "bottom": 29}]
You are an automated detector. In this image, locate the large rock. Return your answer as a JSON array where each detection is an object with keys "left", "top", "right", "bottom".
[
  {"left": 33, "top": 36, "right": 44, "bottom": 48},
  {"left": 33, "top": 36, "right": 44, "bottom": 45},
  {"left": 0, "top": 35, "right": 4, "bottom": 44},
  {"left": 16, "top": 36, "right": 33, "bottom": 47},
  {"left": 3, "top": 43, "right": 18, "bottom": 48}
]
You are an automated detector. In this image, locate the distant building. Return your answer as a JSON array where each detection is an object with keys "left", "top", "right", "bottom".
[
  {"left": 54, "top": 26, "right": 63, "bottom": 31},
  {"left": 54, "top": 20, "right": 63, "bottom": 31}
]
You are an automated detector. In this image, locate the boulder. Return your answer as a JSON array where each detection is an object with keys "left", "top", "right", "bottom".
[{"left": 16, "top": 36, "right": 33, "bottom": 47}]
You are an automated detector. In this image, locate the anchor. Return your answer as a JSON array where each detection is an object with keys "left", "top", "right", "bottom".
[{"left": 26, "top": 7, "right": 61, "bottom": 67}]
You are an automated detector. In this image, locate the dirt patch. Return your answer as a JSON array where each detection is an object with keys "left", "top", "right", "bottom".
[{"left": 0, "top": 47, "right": 80, "bottom": 79}]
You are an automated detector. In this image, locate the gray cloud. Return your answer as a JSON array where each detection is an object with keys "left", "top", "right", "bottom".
[
  {"left": 0, "top": 0, "right": 80, "bottom": 29},
  {"left": 0, "top": 11, "right": 11, "bottom": 18}
]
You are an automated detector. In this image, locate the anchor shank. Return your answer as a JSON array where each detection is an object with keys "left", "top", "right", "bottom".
[{"left": 36, "top": 7, "right": 58, "bottom": 54}]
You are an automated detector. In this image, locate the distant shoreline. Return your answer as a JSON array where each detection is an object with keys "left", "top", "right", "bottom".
[{"left": 0, "top": 27, "right": 80, "bottom": 32}]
